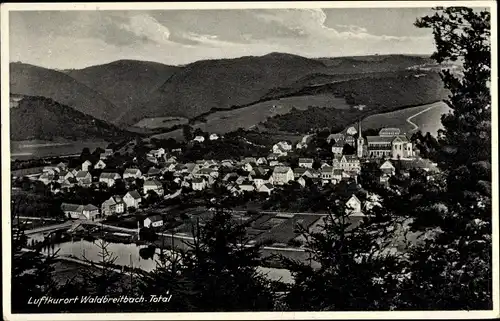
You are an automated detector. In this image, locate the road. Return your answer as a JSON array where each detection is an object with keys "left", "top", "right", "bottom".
[{"left": 406, "top": 103, "right": 440, "bottom": 133}]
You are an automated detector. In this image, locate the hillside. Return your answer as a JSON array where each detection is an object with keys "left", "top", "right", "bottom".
[
  {"left": 263, "top": 71, "right": 449, "bottom": 134},
  {"left": 65, "top": 60, "right": 180, "bottom": 124},
  {"left": 316, "top": 54, "right": 435, "bottom": 71},
  {"left": 9, "top": 95, "right": 136, "bottom": 141},
  {"left": 10, "top": 63, "right": 119, "bottom": 123},
  {"left": 122, "top": 53, "right": 328, "bottom": 125}
]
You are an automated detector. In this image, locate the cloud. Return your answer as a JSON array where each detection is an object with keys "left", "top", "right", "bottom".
[{"left": 9, "top": 8, "right": 435, "bottom": 69}]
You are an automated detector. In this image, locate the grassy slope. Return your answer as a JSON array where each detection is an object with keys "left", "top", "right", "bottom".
[
  {"left": 10, "top": 95, "right": 136, "bottom": 141},
  {"left": 10, "top": 63, "right": 119, "bottom": 123}
]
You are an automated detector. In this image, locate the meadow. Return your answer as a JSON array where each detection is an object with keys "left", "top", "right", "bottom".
[
  {"left": 360, "top": 101, "right": 451, "bottom": 136},
  {"left": 132, "top": 116, "right": 189, "bottom": 129}
]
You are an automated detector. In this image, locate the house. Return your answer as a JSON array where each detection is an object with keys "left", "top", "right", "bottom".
[
  {"left": 81, "top": 160, "right": 92, "bottom": 172},
  {"left": 272, "top": 166, "right": 294, "bottom": 185},
  {"left": 345, "top": 194, "right": 363, "bottom": 215},
  {"left": 143, "top": 180, "right": 164, "bottom": 197},
  {"left": 327, "top": 133, "right": 345, "bottom": 144},
  {"left": 123, "top": 168, "right": 142, "bottom": 180},
  {"left": 123, "top": 190, "right": 142, "bottom": 209},
  {"left": 272, "top": 141, "right": 292, "bottom": 156},
  {"left": 269, "top": 160, "right": 282, "bottom": 167},
  {"left": 221, "top": 159, "right": 235, "bottom": 168},
  {"left": 59, "top": 171, "right": 75, "bottom": 183},
  {"left": 346, "top": 126, "right": 358, "bottom": 136},
  {"left": 379, "top": 128, "right": 401, "bottom": 137},
  {"left": 100, "top": 148, "right": 114, "bottom": 160},
  {"left": 294, "top": 168, "right": 311, "bottom": 178},
  {"left": 339, "top": 155, "right": 361, "bottom": 172},
  {"left": 331, "top": 140, "right": 344, "bottom": 156},
  {"left": 256, "top": 157, "right": 267, "bottom": 165},
  {"left": 321, "top": 167, "right": 343, "bottom": 184},
  {"left": 209, "top": 133, "right": 219, "bottom": 140},
  {"left": 252, "top": 172, "right": 274, "bottom": 189},
  {"left": 101, "top": 196, "right": 126, "bottom": 216},
  {"left": 146, "top": 156, "right": 159, "bottom": 165},
  {"left": 149, "top": 148, "right": 166, "bottom": 158},
  {"left": 241, "top": 162, "right": 255, "bottom": 172},
  {"left": 195, "top": 168, "right": 219, "bottom": 179},
  {"left": 267, "top": 153, "right": 279, "bottom": 161},
  {"left": 38, "top": 172, "right": 55, "bottom": 185},
  {"left": 298, "top": 158, "right": 314, "bottom": 168},
  {"left": 223, "top": 172, "right": 238, "bottom": 182},
  {"left": 56, "top": 162, "right": 68, "bottom": 171},
  {"left": 99, "top": 172, "right": 121, "bottom": 187},
  {"left": 144, "top": 215, "right": 163, "bottom": 228},
  {"left": 61, "top": 178, "right": 77, "bottom": 190},
  {"left": 345, "top": 135, "right": 356, "bottom": 146},
  {"left": 239, "top": 181, "right": 255, "bottom": 192},
  {"left": 193, "top": 136, "right": 205, "bottom": 143},
  {"left": 380, "top": 160, "right": 396, "bottom": 176},
  {"left": 296, "top": 134, "right": 313, "bottom": 149},
  {"left": 61, "top": 203, "right": 99, "bottom": 220},
  {"left": 297, "top": 176, "right": 307, "bottom": 188},
  {"left": 75, "top": 171, "right": 92, "bottom": 187},
  {"left": 42, "top": 166, "right": 60, "bottom": 175},
  {"left": 258, "top": 183, "right": 274, "bottom": 195},
  {"left": 192, "top": 178, "right": 206, "bottom": 191},
  {"left": 146, "top": 167, "right": 162, "bottom": 178}
]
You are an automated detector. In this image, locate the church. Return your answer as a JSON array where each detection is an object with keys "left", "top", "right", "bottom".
[{"left": 355, "top": 122, "right": 414, "bottom": 159}]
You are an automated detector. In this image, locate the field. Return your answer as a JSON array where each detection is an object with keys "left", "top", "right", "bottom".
[
  {"left": 360, "top": 101, "right": 451, "bottom": 136},
  {"left": 152, "top": 94, "right": 349, "bottom": 140},
  {"left": 132, "top": 116, "right": 189, "bottom": 129},
  {"left": 10, "top": 140, "right": 109, "bottom": 160}
]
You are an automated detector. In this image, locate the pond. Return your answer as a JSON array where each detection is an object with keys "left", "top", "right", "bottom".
[{"left": 40, "top": 238, "right": 294, "bottom": 284}]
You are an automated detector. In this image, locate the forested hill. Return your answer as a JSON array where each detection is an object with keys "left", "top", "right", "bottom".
[{"left": 10, "top": 95, "right": 137, "bottom": 141}]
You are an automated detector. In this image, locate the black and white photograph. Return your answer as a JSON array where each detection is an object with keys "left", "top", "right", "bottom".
[{"left": 1, "top": 1, "right": 498, "bottom": 319}]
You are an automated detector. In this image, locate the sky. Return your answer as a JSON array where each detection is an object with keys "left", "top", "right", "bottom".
[{"left": 9, "top": 7, "right": 438, "bottom": 69}]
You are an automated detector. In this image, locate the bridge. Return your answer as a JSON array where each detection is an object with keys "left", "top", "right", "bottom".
[{"left": 24, "top": 221, "right": 73, "bottom": 235}]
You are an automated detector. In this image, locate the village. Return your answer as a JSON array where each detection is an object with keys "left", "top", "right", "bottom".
[{"left": 12, "top": 122, "right": 438, "bottom": 252}]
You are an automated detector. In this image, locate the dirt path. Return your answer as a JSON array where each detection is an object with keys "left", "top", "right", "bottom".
[{"left": 406, "top": 103, "right": 440, "bottom": 133}]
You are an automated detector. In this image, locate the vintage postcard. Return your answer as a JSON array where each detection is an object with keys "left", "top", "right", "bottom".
[{"left": 1, "top": 1, "right": 498, "bottom": 320}]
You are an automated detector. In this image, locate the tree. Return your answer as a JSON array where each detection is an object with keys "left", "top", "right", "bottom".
[
  {"left": 283, "top": 199, "right": 403, "bottom": 311},
  {"left": 342, "top": 143, "right": 356, "bottom": 155},
  {"left": 179, "top": 202, "right": 276, "bottom": 311},
  {"left": 79, "top": 147, "right": 91, "bottom": 162},
  {"left": 182, "top": 125, "right": 193, "bottom": 141},
  {"left": 394, "top": 7, "right": 492, "bottom": 310}
]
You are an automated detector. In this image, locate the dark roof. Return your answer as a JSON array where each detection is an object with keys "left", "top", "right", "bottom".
[
  {"left": 146, "top": 215, "right": 162, "bottom": 222},
  {"left": 127, "top": 190, "right": 141, "bottom": 199},
  {"left": 100, "top": 172, "right": 120, "bottom": 179},
  {"left": 192, "top": 178, "right": 205, "bottom": 183}
]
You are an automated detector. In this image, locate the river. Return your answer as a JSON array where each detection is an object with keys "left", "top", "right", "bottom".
[{"left": 38, "top": 238, "right": 295, "bottom": 284}]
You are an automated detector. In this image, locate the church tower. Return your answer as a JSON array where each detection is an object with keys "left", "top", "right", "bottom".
[{"left": 357, "top": 120, "right": 364, "bottom": 158}]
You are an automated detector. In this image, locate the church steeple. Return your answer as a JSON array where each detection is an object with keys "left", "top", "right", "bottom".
[{"left": 357, "top": 119, "right": 364, "bottom": 158}]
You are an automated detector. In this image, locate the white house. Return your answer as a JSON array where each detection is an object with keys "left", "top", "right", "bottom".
[
  {"left": 61, "top": 203, "right": 99, "bottom": 220},
  {"left": 193, "top": 136, "right": 205, "bottom": 143},
  {"left": 100, "top": 148, "right": 114, "bottom": 160},
  {"left": 272, "top": 166, "right": 294, "bottom": 185},
  {"left": 192, "top": 178, "right": 206, "bottom": 191},
  {"left": 272, "top": 141, "right": 292, "bottom": 156},
  {"left": 123, "top": 190, "right": 142, "bottom": 209},
  {"left": 75, "top": 171, "right": 92, "bottom": 187},
  {"left": 345, "top": 194, "right": 363, "bottom": 215},
  {"left": 38, "top": 172, "right": 55, "bottom": 185},
  {"left": 331, "top": 140, "right": 344, "bottom": 156},
  {"left": 258, "top": 183, "right": 274, "bottom": 195},
  {"left": 101, "top": 196, "right": 125, "bottom": 216},
  {"left": 380, "top": 160, "right": 396, "bottom": 176},
  {"left": 94, "top": 160, "right": 107, "bottom": 170},
  {"left": 298, "top": 158, "right": 314, "bottom": 168},
  {"left": 143, "top": 180, "right": 164, "bottom": 197},
  {"left": 144, "top": 215, "right": 163, "bottom": 228},
  {"left": 256, "top": 157, "right": 267, "bottom": 165},
  {"left": 99, "top": 172, "right": 121, "bottom": 187},
  {"left": 209, "top": 133, "right": 219, "bottom": 140},
  {"left": 81, "top": 160, "right": 92, "bottom": 172},
  {"left": 238, "top": 181, "right": 255, "bottom": 192},
  {"left": 339, "top": 155, "right": 361, "bottom": 172},
  {"left": 123, "top": 168, "right": 142, "bottom": 180}
]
